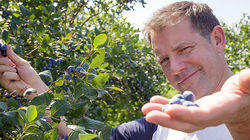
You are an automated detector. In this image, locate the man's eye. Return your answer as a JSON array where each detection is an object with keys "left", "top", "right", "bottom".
[
  {"left": 160, "top": 57, "right": 169, "bottom": 64},
  {"left": 180, "top": 47, "right": 191, "bottom": 53}
]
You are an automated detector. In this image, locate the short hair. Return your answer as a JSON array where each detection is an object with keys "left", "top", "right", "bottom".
[{"left": 143, "top": 1, "right": 220, "bottom": 44}]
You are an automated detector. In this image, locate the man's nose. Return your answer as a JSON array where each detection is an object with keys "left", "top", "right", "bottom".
[{"left": 170, "top": 56, "right": 186, "bottom": 75}]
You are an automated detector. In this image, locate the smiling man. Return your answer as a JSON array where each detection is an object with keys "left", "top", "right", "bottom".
[{"left": 141, "top": 1, "right": 250, "bottom": 140}]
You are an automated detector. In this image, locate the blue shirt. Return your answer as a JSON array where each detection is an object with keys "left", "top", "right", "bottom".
[{"left": 111, "top": 117, "right": 157, "bottom": 140}]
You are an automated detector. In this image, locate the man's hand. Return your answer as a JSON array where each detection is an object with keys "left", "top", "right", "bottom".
[
  {"left": 142, "top": 69, "right": 250, "bottom": 139},
  {"left": 0, "top": 45, "right": 48, "bottom": 99}
]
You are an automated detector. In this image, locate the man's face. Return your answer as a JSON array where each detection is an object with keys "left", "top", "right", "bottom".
[{"left": 151, "top": 19, "right": 225, "bottom": 99}]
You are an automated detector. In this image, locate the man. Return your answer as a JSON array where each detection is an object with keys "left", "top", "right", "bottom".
[{"left": 0, "top": 1, "right": 249, "bottom": 140}]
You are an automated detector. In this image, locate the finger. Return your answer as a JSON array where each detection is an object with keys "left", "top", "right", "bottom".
[
  {"left": 162, "top": 104, "right": 207, "bottom": 124},
  {"left": 146, "top": 110, "right": 200, "bottom": 133},
  {"left": 2, "top": 71, "right": 20, "bottom": 81},
  {"left": 239, "top": 69, "right": 250, "bottom": 94},
  {"left": 141, "top": 102, "right": 163, "bottom": 115},
  {"left": 0, "top": 57, "right": 15, "bottom": 66},
  {"left": 7, "top": 45, "right": 29, "bottom": 66},
  {"left": 0, "top": 65, "right": 17, "bottom": 73},
  {"left": 150, "top": 95, "right": 169, "bottom": 104}
]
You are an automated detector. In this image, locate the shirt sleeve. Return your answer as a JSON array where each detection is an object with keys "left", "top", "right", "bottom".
[{"left": 110, "top": 117, "right": 158, "bottom": 140}]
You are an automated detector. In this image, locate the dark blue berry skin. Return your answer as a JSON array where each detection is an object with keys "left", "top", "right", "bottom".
[
  {"left": 1, "top": 44, "right": 7, "bottom": 57},
  {"left": 65, "top": 74, "right": 72, "bottom": 81},
  {"left": 67, "top": 65, "right": 75, "bottom": 73},
  {"left": 169, "top": 97, "right": 183, "bottom": 105},
  {"left": 2, "top": 11, "right": 10, "bottom": 19},
  {"left": 76, "top": 66, "right": 83, "bottom": 73},
  {"left": 183, "top": 101, "right": 199, "bottom": 107},
  {"left": 49, "top": 58, "right": 56, "bottom": 66},
  {"left": 55, "top": 58, "right": 63, "bottom": 65},
  {"left": 172, "top": 94, "right": 184, "bottom": 100},
  {"left": 183, "top": 91, "right": 195, "bottom": 102},
  {"left": 81, "top": 40, "right": 86, "bottom": 45}
]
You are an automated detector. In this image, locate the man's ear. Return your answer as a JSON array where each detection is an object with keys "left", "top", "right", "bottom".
[{"left": 210, "top": 25, "right": 226, "bottom": 53}]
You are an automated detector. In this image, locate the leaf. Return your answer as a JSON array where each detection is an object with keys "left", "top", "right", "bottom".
[
  {"left": 93, "top": 73, "right": 109, "bottom": 88},
  {"left": 94, "top": 33, "right": 107, "bottom": 49},
  {"left": 0, "top": 102, "right": 8, "bottom": 111},
  {"left": 55, "top": 78, "right": 65, "bottom": 87},
  {"left": 83, "top": 85, "right": 98, "bottom": 100},
  {"left": 68, "top": 131, "right": 80, "bottom": 140},
  {"left": 30, "top": 93, "right": 51, "bottom": 106},
  {"left": 89, "top": 48, "right": 105, "bottom": 69},
  {"left": 2, "top": 30, "right": 9, "bottom": 42},
  {"left": 78, "top": 134, "right": 97, "bottom": 140},
  {"left": 67, "top": 125, "right": 86, "bottom": 133},
  {"left": 26, "top": 105, "right": 37, "bottom": 123},
  {"left": 39, "top": 70, "right": 53, "bottom": 82},
  {"left": 50, "top": 100, "right": 72, "bottom": 116},
  {"left": 36, "top": 105, "right": 46, "bottom": 120},
  {"left": 65, "top": 33, "right": 73, "bottom": 40},
  {"left": 107, "top": 86, "right": 124, "bottom": 92},
  {"left": 45, "top": 128, "right": 58, "bottom": 140}
]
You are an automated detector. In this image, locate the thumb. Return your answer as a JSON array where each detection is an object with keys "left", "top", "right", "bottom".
[
  {"left": 7, "top": 45, "right": 28, "bottom": 66},
  {"left": 239, "top": 69, "right": 250, "bottom": 94}
]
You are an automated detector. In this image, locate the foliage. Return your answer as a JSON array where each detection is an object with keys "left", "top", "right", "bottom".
[
  {"left": 0, "top": 0, "right": 249, "bottom": 139},
  {"left": 223, "top": 14, "right": 250, "bottom": 73}
]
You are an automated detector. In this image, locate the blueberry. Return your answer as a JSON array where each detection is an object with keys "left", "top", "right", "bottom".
[
  {"left": 65, "top": 74, "right": 72, "bottom": 81},
  {"left": 81, "top": 40, "right": 86, "bottom": 45},
  {"left": 169, "top": 97, "right": 182, "bottom": 105},
  {"left": 67, "top": 65, "right": 75, "bottom": 73},
  {"left": 172, "top": 94, "right": 184, "bottom": 100},
  {"left": 76, "top": 66, "right": 86, "bottom": 77},
  {"left": 49, "top": 57, "right": 56, "bottom": 66},
  {"left": 2, "top": 11, "right": 10, "bottom": 19},
  {"left": 1, "top": 44, "right": 7, "bottom": 57},
  {"left": 182, "top": 101, "right": 199, "bottom": 107},
  {"left": 183, "top": 91, "right": 195, "bottom": 102},
  {"left": 76, "top": 66, "right": 83, "bottom": 73},
  {"left": 55, "top": 58, "right": 63, "bottom": 65}
]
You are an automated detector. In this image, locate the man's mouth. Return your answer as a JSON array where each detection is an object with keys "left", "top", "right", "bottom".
[{"left": 177, "top": 69, "right": 200, "bottom": 85}]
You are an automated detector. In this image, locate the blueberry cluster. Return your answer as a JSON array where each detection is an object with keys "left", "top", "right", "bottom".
[
  {"left": 43, "top": 57, "right": 63, "bottom": 71},
  {"left": 0, "top": 43, "right": 7, "bottom": 57},
  {"left": 65, "top": 65, "right": 86, "bottom": 81},
  {"left": 2, "top": 11, "right": 10, "bottom": 19},
  {"left": 162, "top": 91, "right": 199, "bottom": 112}
]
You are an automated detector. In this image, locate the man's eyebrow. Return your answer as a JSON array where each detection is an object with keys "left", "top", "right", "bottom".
[{"left": 172, "top": 41, "right": 196, "bottom": 52}]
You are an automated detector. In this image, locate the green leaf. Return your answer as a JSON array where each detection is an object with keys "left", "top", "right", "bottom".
[
  {"left": 78, "top": 134, "right": 97, "bottom": 140},
  {"left": 94, "top": 33, "right": 107, "bottom": 49},
  {"left": 67, "top": 125, "right": 86, "bottom": 133},
  {"left": 45, "top": 128, "right": 58, "bottom": 140},
  {"left": 89, "top": 48, "right": 105, "bottom": 69},
  {"left": 68, "top": 131, "right": 80, "bottom": 140},
  {"left": 93, "top": 73, "right": 109, "bottom": 88},
  {"left": 30, "top": 93, "right": 51, "bottom": 106},
  {"left": 26, "top": 105, "right": 37, "bottom": 123},
  {"left": 55, "top": 78, "right": 65, "bottom": 87},
  {"left": 107, "top": 86, "right": 124, "bottom": 92},
  {"left": 39, "top": 70, "right": 53, "bottom": 82},
  {"left": 0, "top": 102, "right": 8, "bottom": 111},
  {"left": 2, "top": 30, "right": 9, "bottom": 42},
  {"left": 82, "top": 85, "right": 98, "bottom": 100},
  {"left": 36, "top": 105, "right": 46, "bottom": 120},
  {"left": 50, "top": 100, "right": 72, "bottom": 116}
]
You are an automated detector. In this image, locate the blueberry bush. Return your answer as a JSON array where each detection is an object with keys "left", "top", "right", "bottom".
[{"left": 0, "top": 0, "right": 249, "bottom": 139}]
